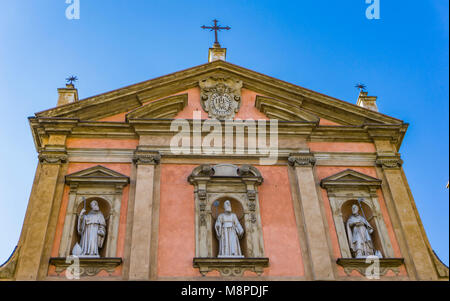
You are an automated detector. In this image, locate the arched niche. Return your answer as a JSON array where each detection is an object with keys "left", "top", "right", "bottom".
[
  {"left": 210, "top": 197, "right": 247, "bottom": 258},
  {"left": 70, "top": 197, "right": 111, "bottom": 258},
  {"left": 341, "top": 199, "right": 384, "bottom": 258}
]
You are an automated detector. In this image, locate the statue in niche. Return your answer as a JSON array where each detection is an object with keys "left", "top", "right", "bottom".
[
  {"left": 346, "top": 204, "right": 381, "bottom": 258},
  {"left": 215, "top": 200, "right": 244, "bottom": 258},
  {"left": 72, "top": 200, "right": 106, "bottom": 257}
]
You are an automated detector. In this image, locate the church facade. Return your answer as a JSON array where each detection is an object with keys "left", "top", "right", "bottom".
[{"left": 0, "top": 45, "right": 448, "bottom": 281}]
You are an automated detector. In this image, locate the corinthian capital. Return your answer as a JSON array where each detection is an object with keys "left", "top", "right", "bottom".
[{"left": 288, "top": 153, "right": 316, "bottom": 167}]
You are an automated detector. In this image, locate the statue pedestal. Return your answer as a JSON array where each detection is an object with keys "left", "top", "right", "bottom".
[
  {"left": 49, "top": 257, "right": 122, "bottom": 277},
  {"left": 336, "top": 258, "right": 404, "bottom": 276},
  {"left": 193, "top": 257, "right": 269, "bottom": 277}
]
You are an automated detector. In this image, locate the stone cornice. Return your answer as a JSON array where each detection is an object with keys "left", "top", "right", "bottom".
[
  {"left": 128, "top": 119, "right": 317, "bottom": 137},
  {"left": 28, "top": 117, "right": 408, "bottom": 154},
  {"left": 364, "top": 123, "right": 408, "bottom": 152},
  {"left": 29, "top": 117, "right": 79, "bottom": 150}
]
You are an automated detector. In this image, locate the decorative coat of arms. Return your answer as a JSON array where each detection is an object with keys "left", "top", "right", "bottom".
[{"left": 199, "top": 77, "right": 243, "bottom": 119}]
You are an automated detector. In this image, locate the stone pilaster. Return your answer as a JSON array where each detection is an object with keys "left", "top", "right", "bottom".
[
  {"left": 15, "top": 146, "right": 67, "bottom": 280},
  {"left": 288, "top": 152, "right": 335, "bottom": 280},
  {"left": 128, "top": 147, "right": 160, "bottom": 280},
  {"left": 376, "top": 153, "right": 437, "bottom": 280}
]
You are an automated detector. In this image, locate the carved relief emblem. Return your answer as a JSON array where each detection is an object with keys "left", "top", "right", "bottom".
[{"left": 199, "top": 77, "right": 243, "bottom": 119}]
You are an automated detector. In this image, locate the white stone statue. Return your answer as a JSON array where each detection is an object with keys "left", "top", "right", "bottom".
[
  {"left": 215, "top": 200, "right": 244, "bottom": 258},
  {"left": 346, "top": 204, "right": 377, "bottom": 258},
  {"left": 72, "top": 200, "right": 106, "bottom": 257}
]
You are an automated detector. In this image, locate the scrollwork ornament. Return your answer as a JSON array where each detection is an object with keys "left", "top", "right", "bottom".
[
  {"left": 200, "top": 213, "right": 207, "bottom": 226},
  {"left": 247, "top": 190, "right": 256, "bottom": 201},
  {"left": 198, "top": 189, "right": 207, "bottom": 201}
]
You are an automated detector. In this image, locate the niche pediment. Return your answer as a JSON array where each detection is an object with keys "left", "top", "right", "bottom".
[
  {"left": 320, "top": 169, "right": 381, "bottom": 190},
  {"left": 65, "top": 165, "right": 129, "bottom": 186},
  {"left": 188, "top": 164, "right": 263, "bottom": 183}
]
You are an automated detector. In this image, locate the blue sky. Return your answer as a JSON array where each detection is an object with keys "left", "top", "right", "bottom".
[{"left": 0, "top": 1, "right": 448, "bottom": 266}]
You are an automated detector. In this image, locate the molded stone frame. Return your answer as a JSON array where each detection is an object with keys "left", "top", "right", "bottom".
[
  {"left": 57, "top": 165, "right": 129, "bottom": 261},
  {"left": 188, "top": 164, "right": 269, "bottom": 276},
  {"left": 320, "top": 169, "right": 398, "bottom": 270}
]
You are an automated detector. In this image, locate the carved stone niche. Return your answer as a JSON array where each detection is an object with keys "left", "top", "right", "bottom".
[
  {"left": 199, "top": 77, "right": 243, "bottom": 120},
  {"left": 188, "top": 164, "right": 269, "bottom": 276},
  {"left": 51, "top": 165, "right": 129, "bottom": 277},
  {"left": 320, "top": 169, "right": 404, "bottom": 276}
]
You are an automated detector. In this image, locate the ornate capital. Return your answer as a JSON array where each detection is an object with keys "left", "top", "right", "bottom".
[
  {"left": 38, "top": 147, "right": 68, "bottom": 164},
  {"left": 376, "top": 155, "right": 403, "bottom": 169},
  {"left": 133, "top": 148, "right": 160, "bottom": 165},
  {"left": 199, "top": 77, "right": 243, "bottom": 119},
  {"left": 288, "top": 153, "right": 316, "bottom": 167}
]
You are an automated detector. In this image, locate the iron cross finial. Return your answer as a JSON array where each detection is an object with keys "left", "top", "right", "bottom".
[
  {"left": 66, "top": 75, "right": 78, "bottom": 85},
  {"left": 355, "top": 83, "right": 367, "bottom": 92},
  {"left": 201, "top": 19, "right": 231, "bottom": 47}
]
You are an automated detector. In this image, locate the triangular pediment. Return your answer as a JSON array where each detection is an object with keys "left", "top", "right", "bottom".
[
  {"left": 320, "top": 169, "right": 381, "bottom": 189},
  {"left": 35, "top": 60, "right": 403, "bottom": 126},
  {"left": 65, "top": 165, "right": 129, "bottom": 186}
]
